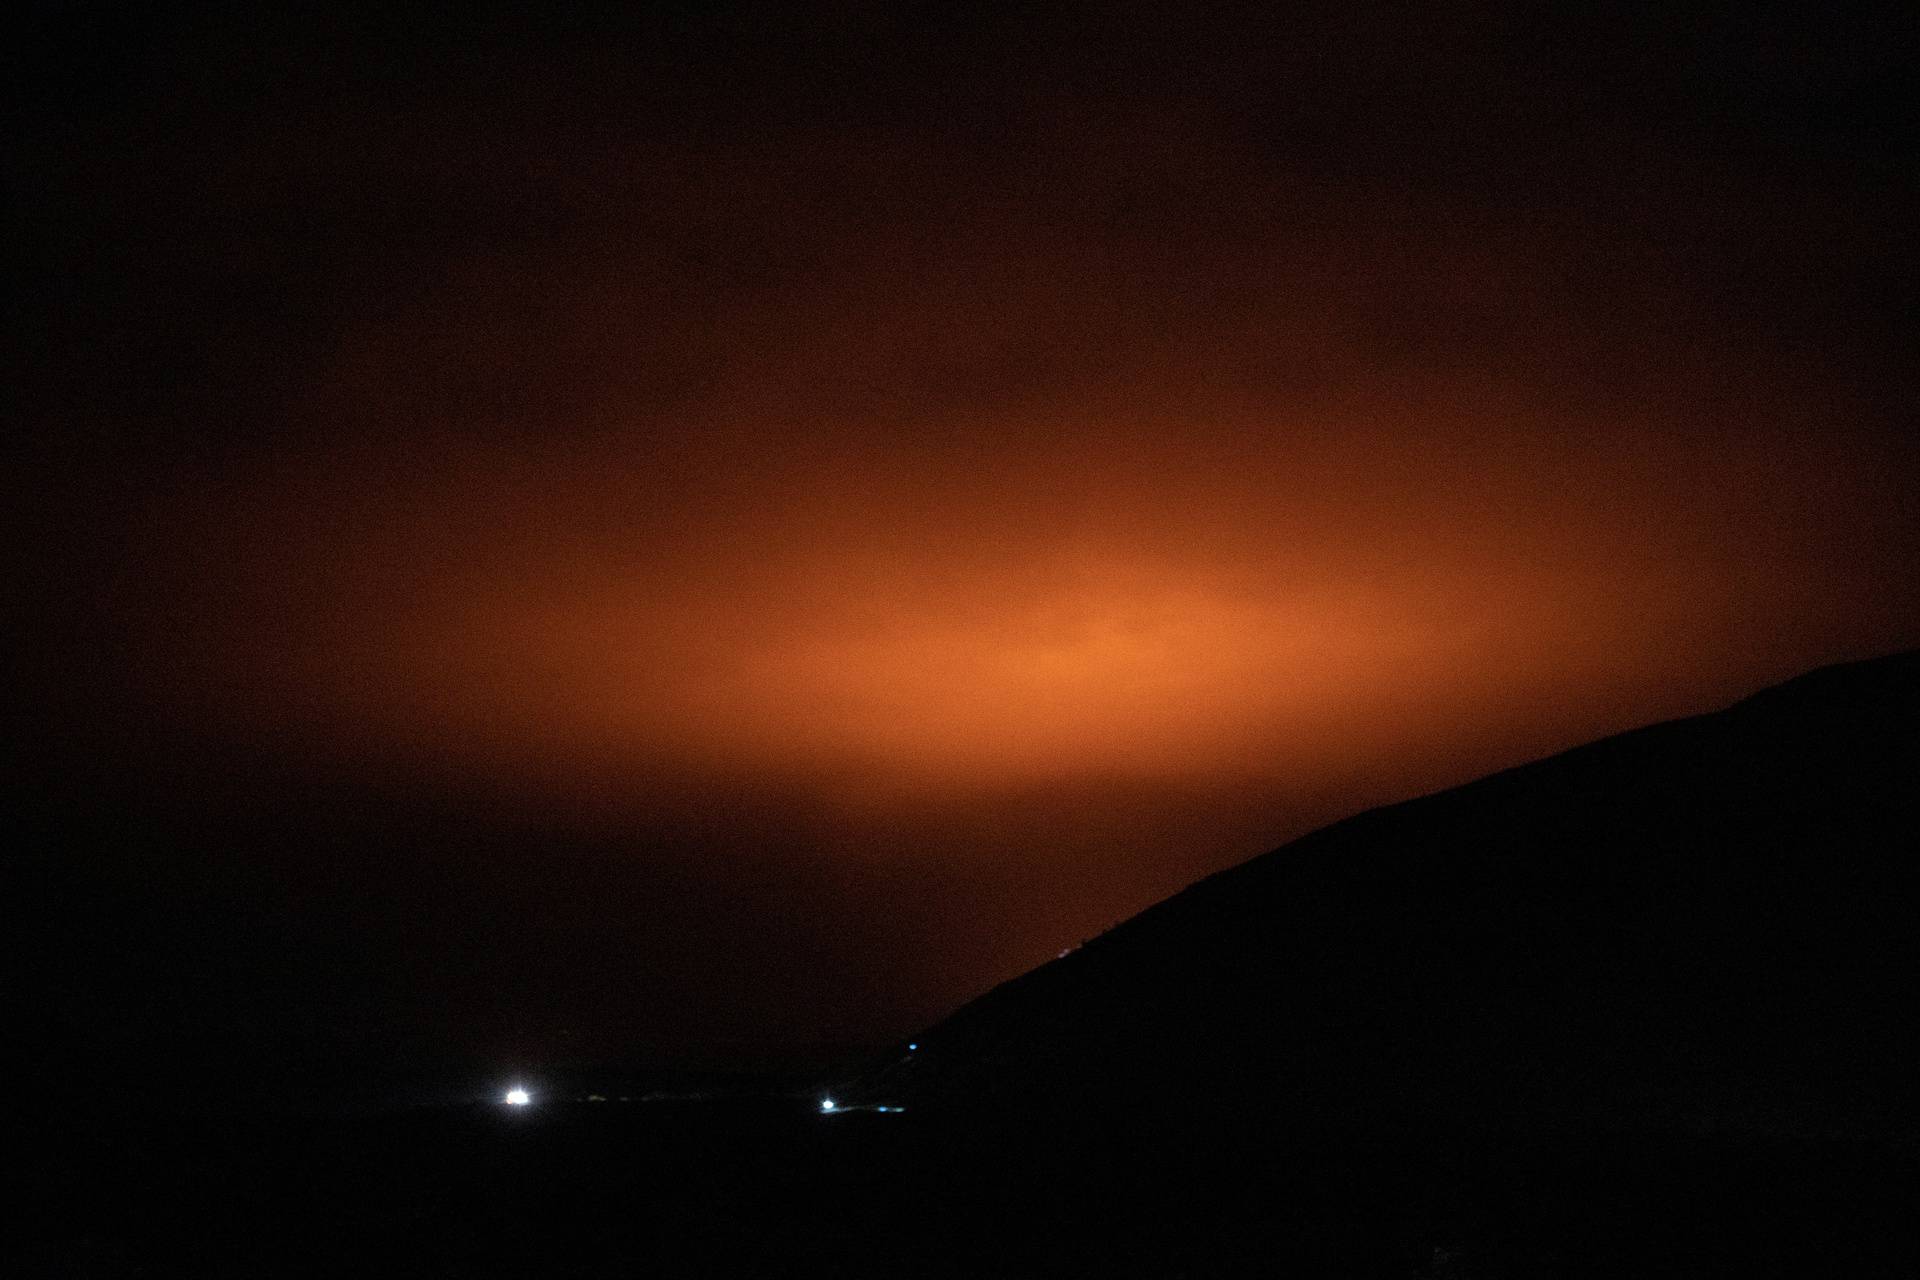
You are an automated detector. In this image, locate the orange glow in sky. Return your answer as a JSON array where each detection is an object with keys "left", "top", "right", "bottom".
[
  {"left": 15, "top": 51, "right": 1917, "bottom": 1066},
  {"left": 131, "top": 376, "right": 1916, "bottom": 824}
]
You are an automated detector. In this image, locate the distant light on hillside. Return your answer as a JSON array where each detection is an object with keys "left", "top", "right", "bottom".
[{"left": 504, "top": 1087, "right": 531, "bottom": 1106}]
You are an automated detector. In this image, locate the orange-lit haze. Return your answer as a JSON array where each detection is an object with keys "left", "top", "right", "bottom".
[
  {"left": 10, "top": 4, "right": 1918, "bottom": 1079},
  {"left": 117, "top": 252, "right": 1919, "bottom": 1014},
  {"left": 147, "top": 388, "right": 1914, "bottom": 805}
]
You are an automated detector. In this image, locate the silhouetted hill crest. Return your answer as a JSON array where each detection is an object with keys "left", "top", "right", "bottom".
[{"left": 850, "top": 648, "right": 1920, "bottom": 1143}]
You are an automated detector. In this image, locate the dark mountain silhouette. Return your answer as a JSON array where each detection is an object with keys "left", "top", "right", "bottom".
[
  {"left": 15, "top": 652, "right": 1919, "bottom": 1275},
  {"left": 848, "top": 649, "right": 1920, "bottom": 1147}
]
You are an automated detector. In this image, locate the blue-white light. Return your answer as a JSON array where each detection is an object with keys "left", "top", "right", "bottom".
[
  {"left": 820, "top": 1098, "right": 837, "bottom": 1113},
  {"left": 907, "top": 1043, "right": 918, "bottom": 1052},
  {"left": 503, "top": 1087, "right": 531, "bottom": 1106}
]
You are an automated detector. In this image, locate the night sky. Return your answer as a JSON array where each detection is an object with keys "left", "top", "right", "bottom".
[{"left": 7, "top": 3, "right": 1917, "bottom": 1103}]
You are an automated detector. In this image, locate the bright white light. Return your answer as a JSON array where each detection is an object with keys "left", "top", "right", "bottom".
[
  {"left": 504, "top": 1087, "right": 531, "bottom": 1106},
  {"left": 820, "top": 1098, "right": 837, "bottom": 1112}
]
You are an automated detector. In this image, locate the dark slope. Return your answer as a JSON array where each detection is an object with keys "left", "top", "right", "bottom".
[
  {"left": 850, "top": 649, "right": 1920, "bottom": 1143},
  {"left": 16, "top": 653, "right": 1918, "bottom": 1277}
]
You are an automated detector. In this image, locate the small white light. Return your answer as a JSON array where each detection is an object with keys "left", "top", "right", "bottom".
[
  {"left": 907, "top": 1043, "right": 918, "bottom": 1052},
  {"left": 820, "top": 1098, "right": 837, "bottom": 1112},
  {"left": 504, "top": 1087, "right": 531, "bottom": 1106}
]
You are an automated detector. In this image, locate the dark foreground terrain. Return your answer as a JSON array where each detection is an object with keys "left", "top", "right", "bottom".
[
  {"left": 16, "top": 650, "right": 1920, "bottom": 1275},
  {"left": 22, "top": 1097, "right": 1920, "bottom": 1274},
  {"left": 17, "top": 1097, "right": 1920, "bottom": 1276}
]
